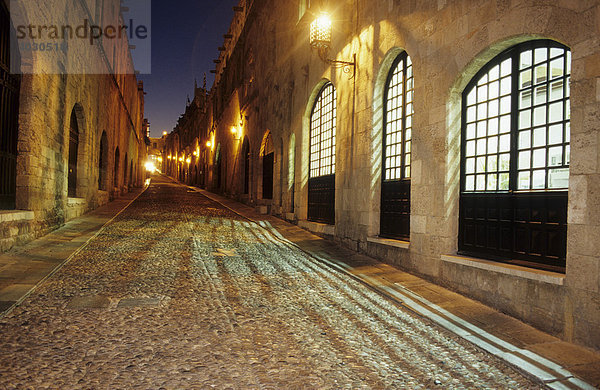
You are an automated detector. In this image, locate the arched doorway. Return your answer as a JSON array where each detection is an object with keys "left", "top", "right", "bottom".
[
  {"left": 67, "top": 109, "right": 79, "bottom": 197},
  {"left": 288, "top": 134, "right": 295, "bottom": 212},
  {"left": 114, "top": 147, "right": 120, "bottom": 189},
  {"left": 260, "top": 132, "right": 274, "bottom": 200},
  {"left": 215, "top": 144, "right": 222, "bottom": 190},
  {"left": 0, "top": 1, "right": 20, "bottom": 209},
  {"left": 242, "top": 136, "right": 250, "bottom": 194},
  {"left": 98, "top": 131, "right": 108, "bottom": 190},
  {"left": 123, "top": 152, "right": 128, "bottom": 188}
]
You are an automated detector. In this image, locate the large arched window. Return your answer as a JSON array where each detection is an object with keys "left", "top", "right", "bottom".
[
  {"left": 308, "top": 82, "right": 336, "bottom": 224},
  {"left": 381, "top": 52, "right": 413, "bottom": 240},
  {"left": 0, "top": 1, "right": 20, "bottom": 210},
  {"left": 460, "top": 40, "right": 570, "bottom": 272},
  {"left": 67, "top": 110, "right": 79, "bottom": 198},
  {"left": 98, "top": 131, "right": 108, "bottom": 190}
]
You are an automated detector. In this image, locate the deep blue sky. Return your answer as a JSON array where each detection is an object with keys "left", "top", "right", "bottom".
[{"left": 138, "top": 1, "right": 238, "bottom": 138}]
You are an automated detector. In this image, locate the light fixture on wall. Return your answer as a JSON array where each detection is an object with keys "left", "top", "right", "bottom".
[
  {"left": 206, "top": 140, "right": 212, "bottom": 148},
  {"left": 309, "top": 12, "right": 355, "bottom": 77},
  {"left": 186, "top": 157, "right": 191, "bottom": 164},
  {"left": 230, "top": 126, "right": 241, "bottom": 140}
]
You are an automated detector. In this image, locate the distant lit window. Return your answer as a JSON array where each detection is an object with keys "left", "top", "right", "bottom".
[
  {"left": 298, "top": 0, "right": 310, "bottom": 21},
  {"left": 309, "top": 83, "right": 336, "bottom": 178}
]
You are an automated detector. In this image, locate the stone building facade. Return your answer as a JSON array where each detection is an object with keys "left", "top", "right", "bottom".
[
  {"left": 166, "top": 0, "right": 600, "bottom": 351},
  {"left": 0, "top": 0, "right": 146, "bottom": 252}
]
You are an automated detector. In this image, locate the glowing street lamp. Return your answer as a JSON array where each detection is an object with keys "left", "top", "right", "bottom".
[
  {"left": 310, "top": 13, "right": 332, "bottom": 50},
  {"left": 309, "top": 12, "right": 355, "bottom": 76}
]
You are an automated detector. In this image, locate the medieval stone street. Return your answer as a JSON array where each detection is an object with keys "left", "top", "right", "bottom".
[{"left": 0, "top": 176, "right": 547, "bottom": 389}]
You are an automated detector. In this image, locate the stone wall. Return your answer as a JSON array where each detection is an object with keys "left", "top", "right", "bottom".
[
  {"left": 1, "top": 0, "right": 146, "bottom": 252},
  {"left": 169, "top": 0, "right": 600, "bottom": 351}
]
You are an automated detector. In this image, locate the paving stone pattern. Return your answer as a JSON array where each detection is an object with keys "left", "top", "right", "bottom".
[{"left": 0, "top": 178, "right": 542, "bottom": 388}]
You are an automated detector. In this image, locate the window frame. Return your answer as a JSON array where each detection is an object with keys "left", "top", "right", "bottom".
[
  {"left": 460, "top": 39, "right": 571, "bottom": 195},
  {"left": 309, "top": 82, "right": 336, "bottom": 180},
  {"left": 382, "top": 51, "right": 413, "bottom": 182},
  {"left": 459, "top": 39, "right": 571, "bottom": 272}
]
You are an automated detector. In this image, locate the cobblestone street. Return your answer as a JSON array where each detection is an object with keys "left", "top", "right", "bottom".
[{"left": 0, "top": 177, "right": 543, "bottom": 388}]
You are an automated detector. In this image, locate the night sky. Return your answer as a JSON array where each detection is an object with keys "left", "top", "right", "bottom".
[{"left": 138, "top": 1, "right": 238, "bottom": 138}]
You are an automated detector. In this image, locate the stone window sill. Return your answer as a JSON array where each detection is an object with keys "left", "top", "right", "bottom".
[
  {"left": 298, "top": 220, "right": 335, "bottom": 236},
  {"left": 441, "top": 254, "right": 565, "bottom": 286},
  {"left": 0, "top": 210, "right": 35, "bottom": 223},
  {"left": 367, "top": 236, "right": 410, "bottom": 250},
  {"left": 67, "top": 197, "right": 86, "bottom": 206}
]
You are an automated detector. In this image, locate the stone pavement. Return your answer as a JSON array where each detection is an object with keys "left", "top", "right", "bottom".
[
  {"left": 0, "top": 175, "right": 597, "bottom": 389},
  {"left": 0, "top": 188, "right": 145, "bottom": 317}
]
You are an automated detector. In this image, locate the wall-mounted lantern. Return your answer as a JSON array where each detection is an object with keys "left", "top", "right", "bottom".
[
  {"left": 230, "top": 126, "right": 241, "bottom": 140},
  {"left": 309, "top": 14, "right": 332, "bottom": 50},
  {"left": 309, "top": 12, "right": 355, "bottom": 77}
]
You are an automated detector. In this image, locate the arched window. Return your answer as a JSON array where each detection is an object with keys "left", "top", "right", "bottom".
[
  {"left": 0, "top": 1, "right": 20, "bottom": 210},
  {"left": 98, "top": 131, "right": 108, "bottom": 190},
  {"left": 68, "top": 110, "right": 79, "bottom": 197},
  {"left": 260, "top": 132, "right": 274, "bottom": 200},
  {"left": 381, "top": 52, "right": 413, "bottom": 240},
  {"left": 114, "top": 147, "right": 120, "bottom": 189},
  {"left": 460, "top": 40, "right": 570, "bottom": 272},
  {"left": 308, "top": 82, "right": 336, "bottom": 224}
]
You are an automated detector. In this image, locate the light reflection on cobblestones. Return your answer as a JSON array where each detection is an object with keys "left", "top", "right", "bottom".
[{"left": 0, "top": 178, "right": 542, "bottom": 388}]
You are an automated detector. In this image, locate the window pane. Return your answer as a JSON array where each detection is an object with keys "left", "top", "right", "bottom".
[
  {"left": 549, "top": 124, "right": 562, "bottom": 144},
  {"left": 466, "top": 158, "right": 475, "bottom": 174},
  {"left": 548, "top": 146, "right": 563, "bottom": 166},
  {"left": 520, "top": 50, "right": 532, "bottom": 69},
  {"left": 519, "top": 130, "right": 531, "bottom": 149},
  {"left": 518, "top": 171, "right": 531, "bottom": 190},
  {"left": 533, "top": 149, "right": 546, "bottom": 168},
  {"left": 519, "top": 150, "right": 531, "bottom": 170},
  {"left": 549, "top": 168, "right": 569, "bottom": 189},
  {"left": 532, "top": 169, "right": 546, "bottom": 189}
]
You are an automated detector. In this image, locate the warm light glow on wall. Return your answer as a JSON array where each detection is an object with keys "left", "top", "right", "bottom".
[
  {"left": 231, "top": 126, "right": 241, "bottom": 140},
  {"left": 206, "top": 141, "right": 212, "bottom": 148},
  {"left": 186, "top": 158, "right": 191, "bottom": 164}
]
